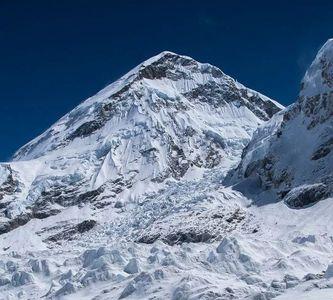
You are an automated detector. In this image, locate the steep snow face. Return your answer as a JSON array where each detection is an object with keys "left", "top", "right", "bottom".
[
  {"left": 233, "top": 39, "right": 333, "bottom": 207},
  {"left": 13, "top": 51, "right": 281, "bottom": 162},
  {"left": 300, "top": 38, "right": 333, "bottom": 98},
  {"left": 0, "top": 51, "right": 281, "bottom": 234}
]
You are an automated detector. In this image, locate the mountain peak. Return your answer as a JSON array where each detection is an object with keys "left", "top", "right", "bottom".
[
  {"left": 141, "top": 51, "right": 192, "bottom": 66},
  {"left": 300, "top": 38, "right": 333, "bottom": 98},
  {"left": 137, "top": 50, "right": 203, "bottom": 80},
  {"left": 298, "top": 38, "right": 333, "bottom": 126},
  {"left": 92, "top": 51, "right": 203, "bottom": 102},
  {"left": 143, "top": 50, "right": 181, "bottom": 62},
  {"left": 12, "top": 52, "right": 282, "bottom": 164},
  {"left": 3, "top": 51, "right": 283, "bottom": 233}
]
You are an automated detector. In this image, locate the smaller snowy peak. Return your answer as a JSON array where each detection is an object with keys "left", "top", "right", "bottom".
[
  {"left": 300, "top": 38, "right": 333, "bottom": 98},
  {"left": 298, "top": 38, "right": 333, "bottom": 129},
  {"left": 231, "top": 39, "right": 333, "bottom": 207}
]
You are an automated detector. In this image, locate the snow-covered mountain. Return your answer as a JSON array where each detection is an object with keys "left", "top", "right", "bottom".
[
  {"left": 231, "top": 39, "right": 333, "bottom": 208},
  {"left": 0, "top": 51, "right": 281, "bottom": 235},
  {"left": 0, "top": 42, "right": 332, "bottom": 300}
]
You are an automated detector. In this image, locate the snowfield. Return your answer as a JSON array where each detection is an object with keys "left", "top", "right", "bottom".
[{"left": 0, "top": 41, "right": 332, "bottom": 300}]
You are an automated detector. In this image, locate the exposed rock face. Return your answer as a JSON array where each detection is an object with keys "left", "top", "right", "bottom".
[
  {"left": 232, "top": 39, "right": 333, "bottom": 206},
  {"left": 136, "top": 207, "right": 246, "bottom": 245},
  {"left": 45, "top": 219, "right": 97, "bottom": 243},
  {"left": 284, "top": 184, "right": 329, "bottom": 208},
  {"left": 311, "top": 138, "right": 333, "bottom": 160},
  {"left": 0, "top": 51, "right": 281, "bottom": 234},
  {"left": 0, "top": 165, "right": 20, "bottom": 205}
]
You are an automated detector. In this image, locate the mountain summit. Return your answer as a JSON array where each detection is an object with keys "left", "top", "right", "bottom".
[
  {"left": 14, "top": 51, "right": 281, "bottom": 161},
  {"left": 0, "top": 52, "right": 281, "bottom": 235}
]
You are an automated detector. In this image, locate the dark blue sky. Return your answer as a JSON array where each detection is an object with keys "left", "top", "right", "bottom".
[{"left": 1, "top": 0, "right": 332, "bottom": 161}]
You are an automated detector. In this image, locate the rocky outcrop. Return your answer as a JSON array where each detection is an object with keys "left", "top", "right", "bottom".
[
  {"left": 45, "top": 220, "right": 97, "bottom": 243},
  {"left": 284, "top": 184, "right": 330, "bottom": 208},
  {"left": 0, "top": 165, "right": 20, "bottom": 203},
  {"left": 136, "top": 207, "right": 246, "bottom": 245}
]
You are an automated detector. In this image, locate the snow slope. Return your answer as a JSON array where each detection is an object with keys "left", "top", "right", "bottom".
[{"left": 0, "top": 41, "right": 332, "bottom": 300}]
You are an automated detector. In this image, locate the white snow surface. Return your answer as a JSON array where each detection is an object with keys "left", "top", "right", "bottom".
[
  {"left": 300, "top": 38, "right": 333, "bottom": 98},
  {"left": 0, "top": 43, "right": 332, "bottom": 300}
]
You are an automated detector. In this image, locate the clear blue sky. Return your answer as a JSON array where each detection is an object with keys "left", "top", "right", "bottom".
[{"left": 1, "top": 0, "right": 332, "bottom": 161}]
